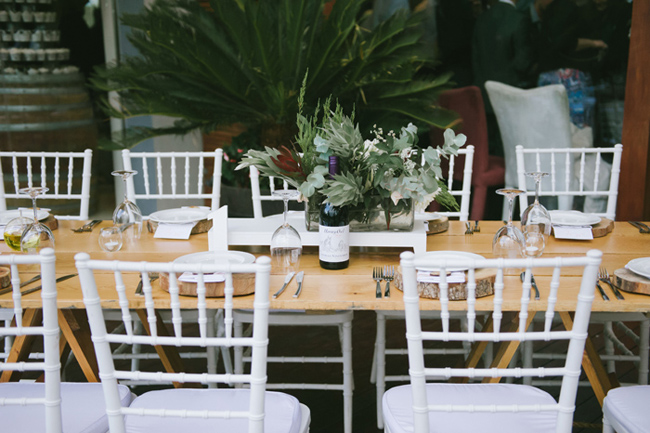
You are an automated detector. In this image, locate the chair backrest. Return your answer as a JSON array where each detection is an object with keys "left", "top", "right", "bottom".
[
  {"left": 430, "top": 86, "right": 490, "bottom": 181},
  {"left": 74, "top": 253, "right": 272, "bottom": 433},
  {"left": 0, "top": 150, "right": 93, "bottom": 220},
  {"left": 249, "top": 165, "right": 298, "bottom": 219},
  {"left": 0, "top": 249, "right": 61, "bottom": 433},
  {"left": 121, "top": 149, "right": 223, "bottom": 214},
  {"left": 399, "top": 249, "right": 601, "bottom": 433},
  {"left": 421, "top": 145, "right": 474, "bottom": 222},
  {"left": 516, "top": 144, "right": 623, "bottom": 220},
  {"left": 485, "top": 81, "right": 573, "bottom": 203}
]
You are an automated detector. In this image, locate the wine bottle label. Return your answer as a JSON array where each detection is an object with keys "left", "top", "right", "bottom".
[{"left": 319, "top": 224, "right": 350, "bottom": 263}]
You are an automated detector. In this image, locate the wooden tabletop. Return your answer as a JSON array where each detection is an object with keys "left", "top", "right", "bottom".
[{"left": 2, "top": 219, "right": 650, "bottom": 313}]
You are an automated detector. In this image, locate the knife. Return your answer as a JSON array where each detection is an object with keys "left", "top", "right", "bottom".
[
  {"left": 20, "top": 273, "right": 78, "bottom": 297},
  {"left": 292, "top": 271, "right": 305, "bottom": 298},
  {"left": 0, "top": 275, "right": 42, "bottom": 296},
  {"left": 272, "top": 271, "right": 295, "bottom": 299}
]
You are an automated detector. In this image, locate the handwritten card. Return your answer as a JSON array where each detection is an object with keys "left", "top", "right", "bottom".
[
  {"left": 154, "top": 222, "right": 195, "bottom": 239},
  {"left": 417, "top": 271, "right": 466, "bottom": 284},
  {"left": 552, "top": 225, "right": 593, "bottom": 240},
  {"left": 178, "top": 272, "right": 225, "bottom": 283}
]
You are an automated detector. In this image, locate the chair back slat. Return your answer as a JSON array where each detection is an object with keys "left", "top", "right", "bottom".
[
  {"left": 75, "top": 253, "right": 272, "bottom": 430},
  {"left": 0, "top": 150, "right": 93, "bottom": 219},
  {"left": 121, "top": 150, "right": 223, "bottom": 214},
  {"left": 398, "top": 249, "right": 602, "bottom": 431}
]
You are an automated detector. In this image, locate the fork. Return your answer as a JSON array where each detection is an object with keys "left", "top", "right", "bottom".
[
  {"left": 629, "top": 221, "right": 650, "bottom": 234},
  {"left": 373, "top": 267, "right": 383, "bottom": 299},
  {"left": 599, "top": 267, "right": 625, "bottom": 300},
  {"left": 383, "top": 265, "right": 394, "bottom": 298},
  {"left": 464, "top": 221, "right": 473, "bottom": 235},
  {"left": 473, "top": 221, "right": 480, "bottom": 233},
  {"left": 71, "top": 219, "right": 102, "bottom": 233}
]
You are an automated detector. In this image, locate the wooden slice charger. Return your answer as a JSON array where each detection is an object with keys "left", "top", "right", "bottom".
[
  {"left": 395, "top": 268, "right": 496, "bottom": 300},
  {"left": 0, "top": 267, "right": 10, "bottom": 288},
  {"left": 591, "top": 218, "right": 614, "bottom": 238},
  {"left": 426, "top": 215, "right": 449, "bottom": 235},
  {"left": 42, "top": 214, "right": 58, "bottom": 231},
  {"left": 159, "top": 271, "right": 255, "bottom": 298},
  {"left": 147, "top": 218, "right": 212, "bottom": 235},
  {"left": 613, "top": 268, "right": 650, "bottom": 296}
]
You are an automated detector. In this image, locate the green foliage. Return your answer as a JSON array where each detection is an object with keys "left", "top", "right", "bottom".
[{"left": 90, "top": 0, "right": 456, "bottom": 150}]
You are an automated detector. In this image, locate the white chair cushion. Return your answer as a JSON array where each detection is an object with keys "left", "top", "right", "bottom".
[
  {"left": 603, "top": 385, "right": 650, "bottom": 433},
  {"left": 125, "top": 388, "right": 302, "bottom": 433},
  {"left": 0, "top": 382, "right": 132, "bottom": 433},
  {"left": 383, "top": 383, "right": 559, "bottom": 433}
]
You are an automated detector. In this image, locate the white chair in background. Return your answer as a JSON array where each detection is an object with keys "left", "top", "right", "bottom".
[
  {"left": 0, "top": 249, "right": 131, "bottom": 433},
  {"left": 382, "top": 249, "right": 601, "bottom": 433},
  {"left": 0, "top": 149, "right": 93, "bottom": 220},
  {"left": 121, "top": 149, "right": 223, "bottom": 213},
  {"left": 485, "top": 81, "right": 574, "bottom": 218},
  {"left": 233, "top": 165, "right": 354, "bottom": 433},
  {"left": 75, "top": 253, "right": 310, "bottom": 433},
  {"left": 515, "top": 144, "right": 623, "bottom": 220},
  {"left": 603, "top": 385, "right": 650, "bottom": 433},
  {"left": 372, "top": 146, "right": 475, "bottom": 429}
]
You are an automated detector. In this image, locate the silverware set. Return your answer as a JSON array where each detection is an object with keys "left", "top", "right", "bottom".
[
  {"left": 597, "top": 266, "right": 624, "bottom": 300},
  {"left": 464, "top": 221, "right": 480, "bottom": 235},
  {"left": 272, "top": 271, "right": 304, "bottom": 299},
  {"left": 71, "top": 219, "right": 102, "bottom": 233},
  {"left": 629, "top": 221, "right": 650, "bottom": 234},
  {"left": 373, "top": 266, "right": 394, "bottom": 298},
  {"left": 0, "top": 274, "right": 77, "bottom": 297}
]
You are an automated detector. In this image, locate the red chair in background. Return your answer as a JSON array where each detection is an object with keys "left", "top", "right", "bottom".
[{"left": 430, "top": 86, "right": 505, "bottom": 220}]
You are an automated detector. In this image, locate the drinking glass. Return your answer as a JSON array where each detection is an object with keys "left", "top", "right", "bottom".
[
  {"left": 18, "top": 187, "right": 55, "bottom": 254},
  {"left": 493, "top": 188, "right": 526, "bottom": 269},
  {"left": 521, "top": 172, "right": 552, "bottom": 258},
  {"left": 111, "top": 170, "right": 143, "bottom": 244},
  {"left": 98, "top": 226, "right": 123, "bottom": 252},
  {"left": 270, "top": 189, "right": 302, "bottom": 273},
  {"left": 3, "top": 210, "right": 32, "bottom": 252}
]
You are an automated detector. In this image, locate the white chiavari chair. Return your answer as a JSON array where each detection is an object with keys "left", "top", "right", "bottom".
[
  {"left": 603, "top": 385, "right": 650, "bottom": 433},
  {"left": 382, "top": 249, "right": 602, "bottom": 433},
  {"left": 233, "top": 165, "right": 354, "bottom": 433},
  {"left": 0, "top": 149, "right": 93, "bottom": 220},
  {"left": 424, "top": 145, "right": 474, "bottom": 222},
  {"left": 0, "top": 249, "right": 131, "bottom": 433},
  {"left": 75, "top": 253, "right": 310, "bottom": 433}
]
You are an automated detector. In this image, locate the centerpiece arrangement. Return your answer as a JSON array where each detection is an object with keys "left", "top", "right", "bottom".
[{"left": 237, "top": 93, "right": 467, "bottom": 232}]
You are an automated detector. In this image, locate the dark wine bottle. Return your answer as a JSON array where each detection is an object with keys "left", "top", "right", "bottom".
[{"left": 319, "top": 156, "right": 350, "bottom": 270}]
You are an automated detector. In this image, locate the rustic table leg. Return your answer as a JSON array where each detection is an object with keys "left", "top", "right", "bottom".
[
  {"left": 58, "top": 309, "right": 99, "bottom": 382},
  {"left": 0, "top": 308, "right": 42, "bottom": 382},
  {"left": 135, "top": 309, "right": 200, "bottom": 389},
  {"left": 559, "top": 311, "right": 617, "bottom": 406}
]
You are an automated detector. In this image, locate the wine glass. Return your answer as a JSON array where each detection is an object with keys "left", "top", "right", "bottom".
[
  {"left": 521, "top": 172, "right": 552, "bottom": 258},
  {"left": 18, "top": 187, "right": 55, "bottom": 254},
  {"left": 3, "top": 210, "right": 32, "bottom": 251},
  {"left": 111, "top": 170, "right": 143, "bottom": 244},
  {"left": 270, "top": 189, "right": 302, "bottom": 273},
  {"left": 493, "top": 188, "right": 526, "bottom": 271}
]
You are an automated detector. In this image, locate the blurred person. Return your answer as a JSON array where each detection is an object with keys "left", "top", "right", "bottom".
[{"left": 436, "top": 0, "right": 479, "bottom": 88}]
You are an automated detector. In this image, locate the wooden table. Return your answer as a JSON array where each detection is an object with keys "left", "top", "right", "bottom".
[{"left": 2, "top": 219, "right": 649, "bottom": 403}]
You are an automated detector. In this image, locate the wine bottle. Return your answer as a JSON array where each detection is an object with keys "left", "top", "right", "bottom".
[{"left": 319, "top": 156, "right": 350, "bottom": 270}]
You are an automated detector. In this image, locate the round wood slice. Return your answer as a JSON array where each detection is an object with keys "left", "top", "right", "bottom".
[
  {"left": 159, "top": 271, "right": 255, "bottom": 298},
  {"left": 426, "top": 216, "right": 449, "bottom": 235},
  {"left": 395, "top": 268, "right": 496, "bottom": 300},
  {"left": 592, "top": 218, "right": 614, "bottom": 238},
  {"left": 613, "top": 268, "right": 650, "bottom": 296},
  {"left": 42, "top": 214, "right": 58, "bottom": 231},
  {"left": 147, "top": 218, "right": 213, "bottom": 235},
  {"left": 0, "top": 267, "right": 10, "bottom": 288}
]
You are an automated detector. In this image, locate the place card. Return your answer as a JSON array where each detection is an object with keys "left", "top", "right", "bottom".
[
  {"left": 417, "top": 271, "right": 466, "bottom": 284},
  {"left": 178, "top": 272, "right": 225, "bottom": 283},
  {"left": 552, "top": 225, "right": 593, "bottom": 240},
  {"left": 154, "top": 222, "right": 196, "bottom": 239}
]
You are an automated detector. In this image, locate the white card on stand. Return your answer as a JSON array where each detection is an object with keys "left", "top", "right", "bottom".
[
  {"left": 154, "top": 222, "right": 195, "bottom": 239},
  {"left": 553, "top": 225, "right": 593, "bottom": 240}
]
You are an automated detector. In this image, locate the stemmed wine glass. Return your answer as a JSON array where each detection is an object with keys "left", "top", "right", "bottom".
[
  {"left": 270, "top": 189, "right": 302, "bottom": 273},
  {"left": 18, "top": 187, "right": 55, "bottom": 254},
  {"left": 520, "top": 172, "right": 552, "bottom": 258},
  {"left": 3, "top": 209, "right": 32, "bottom": 252},
  {"left": 111, "top": 170, "right": 143, "bottom": 244},
  {"left": 493, "top": 188, "right": 526, "bottom": 270}
]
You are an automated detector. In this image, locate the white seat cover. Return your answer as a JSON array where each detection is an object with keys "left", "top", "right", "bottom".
[
  {"left": 125, "top": 389, "right": 302, "bottom": 433},
  {"left": 0, "top": 382, "right": 132, "bottom": 433},
  {"left": 383, "top": 383, "right": 558, "bottom": 433},
  {"left": 604, "top": 385, "right": 650, "bottom": 433}
]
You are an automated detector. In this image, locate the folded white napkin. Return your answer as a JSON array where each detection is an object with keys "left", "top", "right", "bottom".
[
  {"left": 417, "top": 271, "right": 466, "bottom": 284},
  {"left": 552, "top": 225, "right": 593, "bottom": 240},
  {"left": 154, "top": 222, "right": 196, "bottom": 239},
  {"left": 178, "top": 272, "right": 225, "bottom": 283}
]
